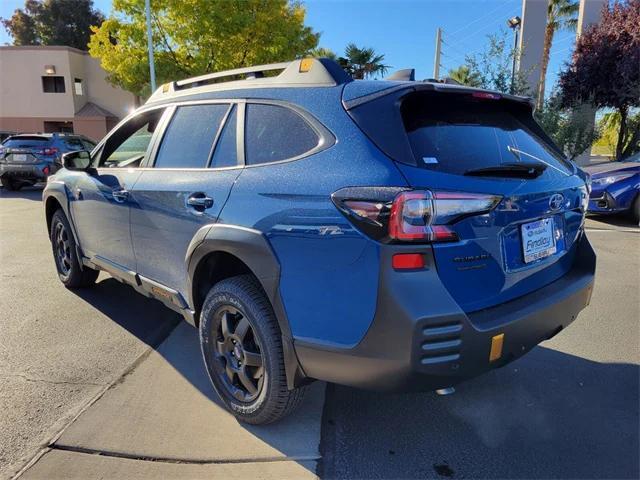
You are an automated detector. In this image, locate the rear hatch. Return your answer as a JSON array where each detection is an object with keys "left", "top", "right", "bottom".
[
  {"left": 345, "top": 86, "right": 588, "bottom": 312},
  {"left": 1, "top": 136, "right": 53, "bottom": 163}
]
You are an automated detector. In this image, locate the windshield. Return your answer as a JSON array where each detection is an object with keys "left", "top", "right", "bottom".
[{"left": 401, "top": 92, "right": 573, "bottom": 176}]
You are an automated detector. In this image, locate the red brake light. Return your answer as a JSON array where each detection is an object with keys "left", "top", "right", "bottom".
[
  {"left": 472, "top": 92, "right": 501, "bottom": 100},
  {"left": 43, "top": 147, "right": 59, "bottom": 156},
  {"left": 333, "top": 187, "right": 501, "bottom": 244},
  {"left": 388, "top": 190, "right": 501, "bottom": 242}
]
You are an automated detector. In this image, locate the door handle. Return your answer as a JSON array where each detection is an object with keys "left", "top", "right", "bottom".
[
  {"left": 112, "top": 189, "right": 129, "bottom": 203},
  {"left": 187, "top": 193, "right": 214, "bottom": 211}
]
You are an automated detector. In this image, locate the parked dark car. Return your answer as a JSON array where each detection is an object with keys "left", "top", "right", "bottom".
[
  {"left": 43, "top": 58, "right": 595, "bottom": 424},
  {"left": 0, "top": 133, "right": 96, "bottom": 190},
  {"left": 0, "top": 131, "right": 17, "bottom": 143},
  {"left": 583, "top": 152, "right": 640, "bottom": 222}
]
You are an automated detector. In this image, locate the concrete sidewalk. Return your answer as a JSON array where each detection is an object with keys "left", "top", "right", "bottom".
[{"left": 19, "top": 323, "right": 324, "bottom": 479}]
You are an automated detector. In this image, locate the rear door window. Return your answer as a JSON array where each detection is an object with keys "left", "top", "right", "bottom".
[
  {"left": 401, "top": 92, "right": 572, "bottom": 175},
  {"left": 154, "top": 104, "right": 229, "bottom": 169},
  {"left": 245, "top": 103, "right": 319, "bottom": 165}
]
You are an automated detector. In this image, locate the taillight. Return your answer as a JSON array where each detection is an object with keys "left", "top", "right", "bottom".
[
  {"left": 35, "top": 147, "right": 58, "bottom": 156},
  {"left": 333, "top": 187, "right": 501, "bottom": 243}
]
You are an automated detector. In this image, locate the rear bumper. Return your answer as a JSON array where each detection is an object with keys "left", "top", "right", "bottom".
[
  {"left": 0, "top": 161, "right": 58, "bottom": 181},
  {"left": 295, "top": 233, "right": 596, "bottom": 391}
]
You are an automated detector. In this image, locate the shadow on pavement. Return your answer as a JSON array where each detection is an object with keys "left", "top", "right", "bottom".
[
  {"left": 586, "top": 212, "right": 638, "bottom": 229},
  {"left": 65, "top": 277, "right": 322, "bottom": 476},
  {"left": 72, "top": 277, "right": 182, "bottom": 352},
  {"left": 320, "top": 347, "right": 639, "bottom": 479},
  {"left": 0, "top": 185, "right": 44, "bottom": 201}
]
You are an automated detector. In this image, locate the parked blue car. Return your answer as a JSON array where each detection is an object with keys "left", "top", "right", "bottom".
[
  {"left": 43, "top": 59, "right": 595, "bottom": 424},
  {"left": 583, "top": 152, "right": 640, "bottom": 222},
  {"left": 0, "top": 133, "right": 96, "bottom": 190}
]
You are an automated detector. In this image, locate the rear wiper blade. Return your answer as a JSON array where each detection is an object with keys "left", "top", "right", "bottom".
[
  {"left": 507, "top": 146, "right": 572, "bottom": 176},
  {"left": 464, "top": 163, "right": 546, "bottom": 178}
]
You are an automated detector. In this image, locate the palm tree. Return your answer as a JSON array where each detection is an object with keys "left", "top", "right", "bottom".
[
  {"left": 536, "top": 0, "right": 579, "bottom": 110},
  {"left": 447, "top": 65, "right": 482, "bottom": 87},
  {"left": 341, "top": 43, "right": 389, "bottom": 79}
]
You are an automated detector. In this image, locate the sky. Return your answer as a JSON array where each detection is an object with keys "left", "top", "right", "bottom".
[{"left": 0, "top": 0, "right": 578, "bottom": 93}]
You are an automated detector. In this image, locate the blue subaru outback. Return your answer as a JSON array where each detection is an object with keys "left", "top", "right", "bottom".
[{"left": 43, "top": 58, "right": 595, "bottom": 424}]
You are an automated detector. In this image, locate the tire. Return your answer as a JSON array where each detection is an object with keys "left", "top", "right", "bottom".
[
  {"left": 1, "top": 176, "right": 22, "bottom": 191},
  {"left": 50, "top": 209, "right": 99, "bottom": 288},
  {"left": 199, "top": 274, "right": 306, "bottom": 424},
  {"left": 631, "top": 194, "right": 640, "bottom": 225}
]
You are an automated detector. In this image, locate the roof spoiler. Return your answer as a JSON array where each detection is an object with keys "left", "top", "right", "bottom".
[{"left": 385, "top": 69, "right": 415, "bottom": 81}]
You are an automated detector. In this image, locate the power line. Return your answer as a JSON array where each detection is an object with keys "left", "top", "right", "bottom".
[
  {"left": 446, "top": 0, "right": 514, "bottom": 38},
  {"left": 449, "top": 6, "right": 521, "bottom": 48}
]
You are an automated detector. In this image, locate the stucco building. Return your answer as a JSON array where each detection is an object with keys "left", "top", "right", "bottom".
[{"left": 0, "top": 46, "right": 135, "bottom": 141}]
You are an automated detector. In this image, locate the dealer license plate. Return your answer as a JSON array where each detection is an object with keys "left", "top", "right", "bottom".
[{"left": 521, "top": 218, "right": 556, "bottom": 263}]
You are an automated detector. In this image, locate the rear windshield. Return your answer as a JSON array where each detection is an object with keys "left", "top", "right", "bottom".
[
  {"left": 3, "top": 137, "right": 50, "bottom": 148},
  {"left": 401, "top": 92, "right": 572, "bottom": 175}
]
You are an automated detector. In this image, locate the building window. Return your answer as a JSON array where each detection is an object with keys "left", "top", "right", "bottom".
[
  {"left": 74, "top": 78, "right": 83, "bottom": 95},
  {"left": 42, "top": 76, "right": 66, "bottom": 93}
]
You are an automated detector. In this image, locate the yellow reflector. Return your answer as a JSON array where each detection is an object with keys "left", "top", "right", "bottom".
[
  {"left": 299, "top": 58, "right": 314, "bottom": 73},
  {"left": 489, "top": 333, "right": 504, "bottom": 362}
]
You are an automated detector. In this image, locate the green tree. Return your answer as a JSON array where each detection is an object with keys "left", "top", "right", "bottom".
[
  {"left": 536, "top": 92, "right": 599, "bottom": 161},
  {"left": 1, "top": 0, "right": 104, "bottom": 50},
  {"left": 465, "top": 31, "right": 531, "bottom": 95},
  {"left": 559, "top": 0, "right": 640, "bottom": 160},
  {"left": 447, "top": 65, "right": 482, "bottom": 87},
  {"left": 89, "top": 0, "right": 319, "bottom": 98},
  {"left": 536, "top": 0, "right": 579, "bottom": 110},
  {"left": 596, "top": 111, "right": 640, "bottom": 158},
  {"left": 340, "top": 43, "right": 389, "bottom": 79}
]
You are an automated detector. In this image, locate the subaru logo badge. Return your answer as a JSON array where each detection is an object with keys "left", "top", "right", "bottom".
[{"left": 549, "top": 193, "right": 564, "bottom": 211}]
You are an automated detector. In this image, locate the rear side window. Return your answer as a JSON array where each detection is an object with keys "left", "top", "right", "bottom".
[
  {"left": 155, "top": 104, "right": 229, "bottom": 169},
  {"left": 3, "top": 137, "right": 50, "bottom": 148},
  {"left": 245, "top": 104, "right": 319, "bottom": 165},
  {"left": 401, "top": 92, "right": 572, "bottom": 175}
]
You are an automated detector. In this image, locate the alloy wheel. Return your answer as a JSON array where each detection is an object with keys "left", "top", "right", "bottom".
[
  {"left": 54, "top": 221, "right": 72, "bottom": 277},
  {"left": 212, "top": 305, "right": 265, "bottom": 402}
]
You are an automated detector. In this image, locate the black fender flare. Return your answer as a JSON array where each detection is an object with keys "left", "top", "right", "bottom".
[
  {"left": 186, "top": 223, "right": 307, "bottom": 389},
  {"left": 43, "top": 182, "right": 86, "bottom": 266}
]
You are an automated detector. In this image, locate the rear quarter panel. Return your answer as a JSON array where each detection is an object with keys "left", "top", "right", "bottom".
[{"left": 220, "top": 87, "right": 408, "bottom": 347}]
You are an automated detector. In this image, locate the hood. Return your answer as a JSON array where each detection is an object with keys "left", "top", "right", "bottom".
[{"left": 583, "top": 162, "right": 640, "bottom": 177}]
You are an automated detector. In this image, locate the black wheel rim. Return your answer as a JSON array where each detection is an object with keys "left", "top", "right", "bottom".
[
  {"left": 54, "top": 221, "right": 72, "bottom": 277},
  {"left": 211, "top": 305, "right": 265, "bottom": 403}
]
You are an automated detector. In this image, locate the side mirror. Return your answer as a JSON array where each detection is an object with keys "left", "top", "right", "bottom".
[{"left": 62, "top": 150, "right": 92, "bottom": 171}]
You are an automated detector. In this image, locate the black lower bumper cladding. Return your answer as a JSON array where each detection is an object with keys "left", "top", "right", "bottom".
[{"left": 295, "top": 233, "right": 596, "bottom": 391}]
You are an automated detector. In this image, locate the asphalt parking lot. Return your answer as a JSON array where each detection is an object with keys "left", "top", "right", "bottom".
[{"left": 1, "top": 186, "right": 638, "bottom": 479}]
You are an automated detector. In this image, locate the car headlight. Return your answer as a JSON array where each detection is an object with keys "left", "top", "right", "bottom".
[{"left": 592, "top": 173, "right": 635, "bottom": 186}]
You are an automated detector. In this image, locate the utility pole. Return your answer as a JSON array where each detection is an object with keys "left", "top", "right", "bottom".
[
  {"left": 507, "top": 16, "right": 521, "bottom": 95},
  {"left": 145, "top": 0, "right": 157, "bottom": 92},
  {"left": 433, "top": 27, "right": 442, "bottom": 80}
]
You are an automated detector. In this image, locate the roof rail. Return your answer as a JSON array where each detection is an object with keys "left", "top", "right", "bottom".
[{"left": 147, "top": 58, "right": 352, "bottom": 103}]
